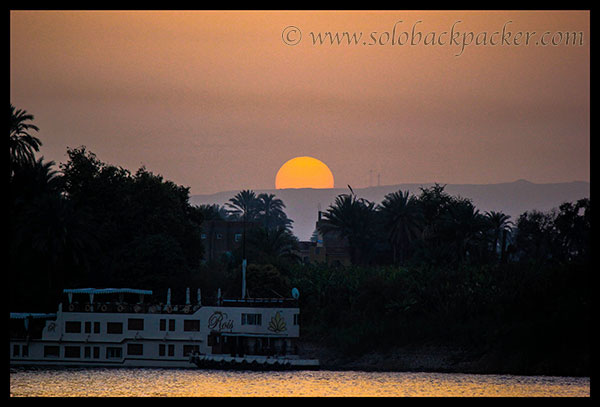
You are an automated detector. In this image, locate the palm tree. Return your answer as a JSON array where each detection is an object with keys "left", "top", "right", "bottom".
[
  {"left": 257, "top": 193, "right": 292, "bottom": 231},
  {"left": 226, "top": 190, "right": 260, "bottom": 221},
  {"left": 513, "top": 210, "right": 557, "bottom": 263},
  {"left": 10, "top": 104, "right": 42, "bottom": 174},
  {"left": 246, "top": 226, "right": 300, "bottom": 264},
  {"left": 318, "top": 193, "right": 376, "bottom": 265},
  {"left": 10, "top": 157, "right": 98, "bottom": 309},
  {"left": 441, "top": 199, "right": 488, "bottom": 264},
  {"left": 484, "top": 211, "right": 513, "bottom": 262},
  {"left": 378, "top": 190, "right": 423, "bottom": 264},
  {"left": 226, "top": 190, "right": 261, "bottom": 276},
  {"left": 198, "top": 203, "right": 230, "bottom": 221},
  {"left": 10, "top": 157, "right": 62, "bottom": 205},
  {"left": 19, "top": 192, "right": 97, "bottom": 294},
  {"left": 415, "top": 183, "right": 453, "bottom": 243}
]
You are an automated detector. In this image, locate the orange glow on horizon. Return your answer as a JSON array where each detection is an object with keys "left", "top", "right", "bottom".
[{"left": 275, "top": 156, "right": 334, "bottom": 189}]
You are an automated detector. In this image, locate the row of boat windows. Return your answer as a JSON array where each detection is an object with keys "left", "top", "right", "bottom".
[
  {"left": 63, "top": 314, "right": 298, "bottom": 334},
  {"left": 64, "top": 318, "right": 200, "bottom": 334},
  {"left": 12, "top": 343, "right": 200, "bottom": 359}
]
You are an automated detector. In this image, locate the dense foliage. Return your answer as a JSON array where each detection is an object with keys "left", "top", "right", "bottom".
[
  {"left": 10, "top": 105, "right": 205, "bottom": 310},
  {"left": 9, "top": 104, "right": 590, "bottom": 375}
]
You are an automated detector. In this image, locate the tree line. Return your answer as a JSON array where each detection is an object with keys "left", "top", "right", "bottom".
[
  {"left": 9, "top": 104, "right": 299, "bottom": 308},
  {"left": 9, "top": 104, "right": 590, "bottom": 375},
  {"left": 316, "top": 184, "right": 590, "bottom": 268},
  {"left": 10, "top": 105, "right": 206, "bottom": 310}
]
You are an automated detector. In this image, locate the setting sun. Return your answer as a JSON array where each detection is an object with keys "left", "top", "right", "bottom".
[{"left": 275, "top": 156, "right": 334, "bottom": 189}]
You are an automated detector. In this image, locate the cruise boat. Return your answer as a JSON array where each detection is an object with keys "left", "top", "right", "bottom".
[{"left": 9, "top": 287, "right": 319, "bottom": 370}]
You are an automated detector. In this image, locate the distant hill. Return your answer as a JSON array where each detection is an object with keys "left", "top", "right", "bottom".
[{"left": 190, "top": 180, "right": 590, "bottom": 241}]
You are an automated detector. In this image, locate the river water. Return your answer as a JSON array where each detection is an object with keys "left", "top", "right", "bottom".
[{"left": 10, "top": 367, "right": 589, "bottom": 397}]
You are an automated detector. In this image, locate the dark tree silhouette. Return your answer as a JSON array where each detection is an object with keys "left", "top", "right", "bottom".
[
  {"left": 10, "top": 156, "right": 99, "bottom": 310},
  {"left": 552, "top": 198, "right": 590, "bottom": 263},
  {"left": 318, "top": 193, "right": 377, "bottom": 265},
  {"left": 245, "top": 226, "right": 300, "bottom": 265},
  {"left": 513, "top": 209, "right": 557, "bottom": 263},
  {"left": 226, "top": 189, "right": 260, "bottom": 221},
  {"left": 197, "top": 203, "right": 230, "bottom": 221},
  {"left": 378, "top": 190, "right": 423, "bottom": 265},
  {"left": 257, "top": 193, "right": 293, "bottom": 231},
  {"left": 485, "top": 211, "right": 513, "bottom": 262},
  {"left": 439, "top": 199, "right": 488, "bottom": 264},
  {"left": 9, "top": 104, "right": 41, "bottom": 175}
]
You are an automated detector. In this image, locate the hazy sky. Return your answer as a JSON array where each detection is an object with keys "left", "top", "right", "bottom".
[{"left": 10, "top": 10, "right": 589, "bottom": 195}]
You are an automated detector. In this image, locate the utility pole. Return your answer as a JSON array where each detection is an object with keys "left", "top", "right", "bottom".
[{"left": 242, "top": 210, "right": 247, "bottom": 299}]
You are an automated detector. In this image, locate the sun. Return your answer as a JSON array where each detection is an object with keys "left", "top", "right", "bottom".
[{"left": 275, "top": 156, "right": 335, "bottom": 189}]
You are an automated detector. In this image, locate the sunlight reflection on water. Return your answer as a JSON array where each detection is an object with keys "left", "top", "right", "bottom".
[{"left": 10, "top": 367, "right": 590, "bottom": 397}]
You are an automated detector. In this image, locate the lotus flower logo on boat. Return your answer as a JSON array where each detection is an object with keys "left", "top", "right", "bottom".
[{"left": 268, "top": 312, "right": 286, "bottom": 333}]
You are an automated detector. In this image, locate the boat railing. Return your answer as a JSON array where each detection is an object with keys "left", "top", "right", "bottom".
[
  {"left": 63, "top": 302, "right": 202, "bottom": 314},
  {"left": 221, "top": 298, "right": 298, "bottom": 308},
  {"left": 63, "top": 298, "right": 298, "bottom": 313}
]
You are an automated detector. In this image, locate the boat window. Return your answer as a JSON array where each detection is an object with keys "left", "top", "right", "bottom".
[
  {"left": 128, "top": 318, "right": 144, "bottom": 331},
  {"left": 13, "top": 344, "right": 19, "bottom": 357},
  {"left": 159, "top": 344, "right": 165, "bottom": 356},
  {"left": 107, "top": 322, "right": 123, "bottom": 334},
  {"left": 184, "top": 319, "right": 200, "bottom": 331},
  {"left": 84, "top": 321, "right": 91, "bottom": 333},
  {"left": 168, "top": 344, "right": 175, "bottom": 356},
  {"left": 93, "top": 321, "right": 100, "bottom": 334},
  {"left": 106, "top": 347, "right": 122, "bottom": 359},
  {"left": 160, "top": 319, "right": 166, "bottom": 331},
  {"left": 93, "top": 346, "right": 100, "bottom": 359},
  {"left": 242, "top": 313, "right": 262, "bottom": 326},
  {"left": 127, "top": 343, "right": 143, "bottom": 356},
  {"left": 22, "top": 345, "right": 28, "bottom": 357},
  {"left": 65, "top": 321, "right": 81, "bottom": 333},
  {"left": 84, "top": 346, "right": 91, "bottom": 358},
  {"left": 44, "top": 345, "right": 60, "bottom": 358},
  {"left": 64, "top": 346, "right": 80, "bottom": 358},
  {"left": 168, "top": 319, "right": 175, "bottom": 331}
]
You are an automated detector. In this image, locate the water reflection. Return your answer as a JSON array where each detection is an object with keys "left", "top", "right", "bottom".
[{"left": 10, "top": 367, "right": 590, "bottom": 397}]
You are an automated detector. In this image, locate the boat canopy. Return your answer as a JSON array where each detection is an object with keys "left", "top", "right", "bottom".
[
  {"left": 63, "top": 288, "right": 153, "bottom": 295},
  {"left": 63, "top": 288, "right": 153, "bottom": 304},
  {"left": 10, "top": 313, "right": 57, "bottom": 330},
  {"left": 10, "top": 313, "right": 56, "bottom": 320}
]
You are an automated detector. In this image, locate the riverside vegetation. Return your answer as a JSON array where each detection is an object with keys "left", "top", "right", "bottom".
[{"left": 10, "top": 104, "right": 590, "bottom": 376}]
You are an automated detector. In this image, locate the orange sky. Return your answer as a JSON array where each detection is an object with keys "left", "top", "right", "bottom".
[{"left": 10, "top": 10, "right": 589, "bottom": 194}]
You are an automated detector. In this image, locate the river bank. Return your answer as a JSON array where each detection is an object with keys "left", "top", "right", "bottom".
[{"left": 298, "top": 341, "right": 590, "bottom": 377}]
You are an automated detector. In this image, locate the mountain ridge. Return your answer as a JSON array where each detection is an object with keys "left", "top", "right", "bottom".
[{"left": 189, "top": 180, "right": 590, "bottom": 241}]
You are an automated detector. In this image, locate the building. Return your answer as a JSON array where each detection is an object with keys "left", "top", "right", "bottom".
[
  {"left": 201, "top": 220, "right": 258, "bottom": 262},
  {"left": 296, "top": 211, "right": 351, "bottom": 266}
]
